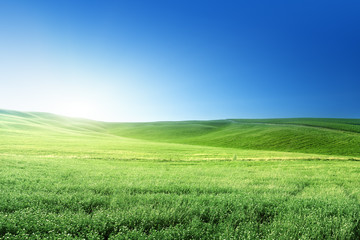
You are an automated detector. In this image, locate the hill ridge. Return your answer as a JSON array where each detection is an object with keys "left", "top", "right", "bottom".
[{"left": 2, "top": 109, "right": 360, "bottom": 157}]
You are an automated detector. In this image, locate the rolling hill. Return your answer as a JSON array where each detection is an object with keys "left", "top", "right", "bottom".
[
  {"left": 1, "top": 109, "right": 360, "bottom": 158},
  {"left": 107, "top": 118, "right": 360, "bottom": 157},
  {"left": 1, "top": 109, "right": 360, "bottom": 239}
]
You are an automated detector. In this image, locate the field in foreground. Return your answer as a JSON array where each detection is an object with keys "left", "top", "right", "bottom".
[{"left": 0, "top": 110, "right": 359, "bottom": 239}]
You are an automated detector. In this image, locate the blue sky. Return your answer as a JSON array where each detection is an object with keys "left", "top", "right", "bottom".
[{"left": 1, "top": 0, "right": 359, "bottom": 121}]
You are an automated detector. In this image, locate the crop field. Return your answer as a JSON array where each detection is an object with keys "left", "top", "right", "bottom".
[{"left": 0, "top": 110, "right": 359, "bottom": 239}]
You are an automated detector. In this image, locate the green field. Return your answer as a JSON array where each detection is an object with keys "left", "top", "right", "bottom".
[{"left": 0, "top": 109, "right": 359, "bottom": 239}]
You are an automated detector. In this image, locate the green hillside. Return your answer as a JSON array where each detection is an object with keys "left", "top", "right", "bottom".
[
  {"left": 1, "top": 109, "right": 360, "bottom": 158},
  {"left": 1, "top": 110, "right": 360, "bottom": 239},
  {"left": 107, "top": 118, "right": 360, "bottom": 157},
  {"left": 0, "top": 109, "right": 335, "bottom": 161}
]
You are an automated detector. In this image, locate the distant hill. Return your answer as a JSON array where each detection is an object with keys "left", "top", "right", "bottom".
[
  {"left": 1, "top": 109, "right": 360, "bottom": 157},
  {"left": 106, "top": 118, "right": 360, "bottom": 157}
]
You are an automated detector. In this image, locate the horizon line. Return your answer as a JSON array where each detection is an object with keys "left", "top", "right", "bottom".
[{"left": 1, "top": 108, "right": 359, "bottom": 123}]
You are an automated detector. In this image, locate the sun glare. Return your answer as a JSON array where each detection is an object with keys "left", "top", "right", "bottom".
[{"left": 54, "top": 99, "right": 98, "bottom": 120}]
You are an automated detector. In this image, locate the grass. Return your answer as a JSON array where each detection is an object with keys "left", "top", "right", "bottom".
[
  {"left": 0, "top": 109, "right": 359, "bottom": 239},
  {"left": 107, "top": 118, "right": 360, "bottom": 157}
]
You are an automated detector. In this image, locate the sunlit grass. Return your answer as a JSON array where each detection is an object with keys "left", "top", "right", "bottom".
[
  {"left": 0, "top": 110, "right": 359, "bottom": 239},
  {"left": 1, "top": 155, "right": 359, "bottom": 239}
]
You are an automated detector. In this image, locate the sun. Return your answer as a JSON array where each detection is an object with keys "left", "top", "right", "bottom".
[{"left": 54, "top": 98, "right": 98, "bottom": 120}]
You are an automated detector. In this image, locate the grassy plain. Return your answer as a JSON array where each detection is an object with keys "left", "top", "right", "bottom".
[{"left": 0, "top": 110, "right": 359, "bottom": 239}]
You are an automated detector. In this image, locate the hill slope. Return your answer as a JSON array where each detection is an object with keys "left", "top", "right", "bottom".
[
  {"left": 107, "top": 118, "right": 360, "bottom": 157},
  {"left": 1, "top": 109, "right": 360, "bottom": 158}
]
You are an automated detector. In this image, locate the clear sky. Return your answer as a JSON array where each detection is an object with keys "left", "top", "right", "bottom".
[{"left": 1, "top": 0, "right": 359, "bottom": 121}]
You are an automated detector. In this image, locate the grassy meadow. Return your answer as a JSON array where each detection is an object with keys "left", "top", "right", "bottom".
[{"left": 0, "top": 110, "right": 359, "bottom": 239}]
